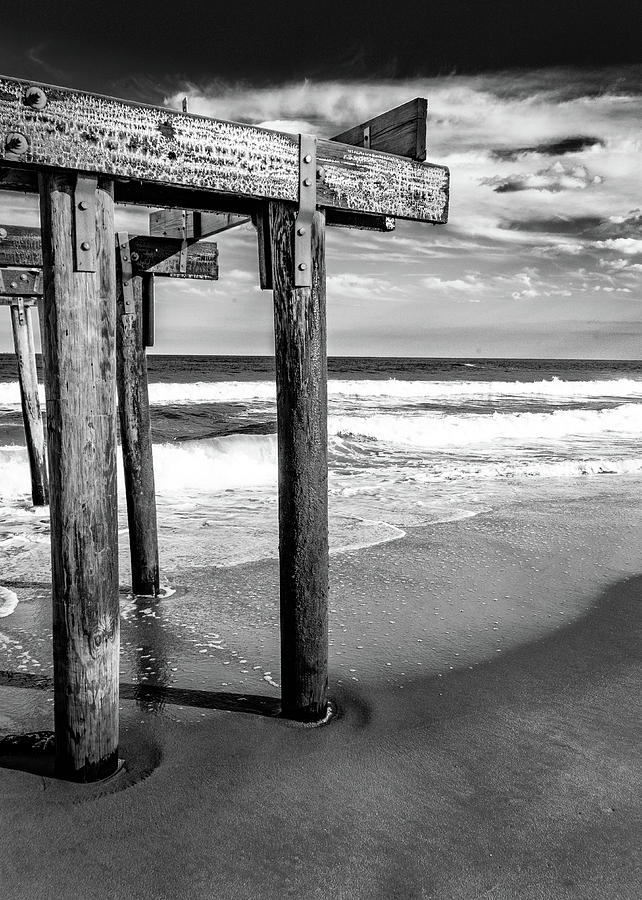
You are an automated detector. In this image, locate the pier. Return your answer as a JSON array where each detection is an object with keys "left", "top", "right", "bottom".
[{"left": 0, "top": 78, "right": 448, "bottom": 780}]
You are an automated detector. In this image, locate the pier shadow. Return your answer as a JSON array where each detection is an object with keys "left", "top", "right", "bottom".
[{"left": 0, "top": 672, "right": 281, "bottom": 780}]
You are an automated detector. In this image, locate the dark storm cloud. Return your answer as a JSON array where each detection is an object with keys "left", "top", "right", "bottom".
[
  {"left": 491, "top": 136, "right": 605, "bottom": 161},
  {"left": 0, "top": 1, "right": 641, "bottom": 95},
  {"left": 483, "top": 163, "right": 603, "bottom": 194},
  {"left": 501, "top": 217, "right": 604, "bottom": 234}
]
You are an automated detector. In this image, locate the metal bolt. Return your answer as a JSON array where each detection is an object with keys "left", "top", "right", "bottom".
[
  {"left": 4, "top": 132, "right": 28, "bottom": 156},
  {"left": 19, "top": 273, "right": 28, "bottom": 282},
  {"left": 303, "top": 154, "right": 312, "bottom": 163},
  {"left": 0, "top": 228, "right": 7, "bottom": 240},
  {"left": 316, "top": 166, "right": 325, "bottom": 179},
  {"left": 10, "top": 282, "right": 17, "bottom": 289},
  {"left": 78, "top": 201, "right": 89, "bottom": 211},
  {"left": 130, "top": 252, "right": 139, "bottom": 262},
  {"left": 303, "top": 178, "right": 312, "bottom": 187},
  {"left": 297, "top": 227, "right": 306, "bottom": 236},
  {"left": 298, "top": 263, "right": 307, "bottom": 271},
  {"left": 23, "top": 87, "right": 47, "bottom": 110},
  {"left": 80, "top": 241, "right": 91, "bottom": 251},
  {"left": 122, "top": 255, "right": 129, "bottom": 261}
]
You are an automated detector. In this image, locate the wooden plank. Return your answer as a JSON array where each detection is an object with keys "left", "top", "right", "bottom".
[
  {"left": 270, "top": 200, "right": 329, "bottom": 722},
  {"left": 0, "top": 77, "right": 448, "bottom": 223},
  {"left": 331, "top": 98, "right": 428, "bottom": 161},
  {"left": 129, "top": 235, "right": 218, "bottom": 279},
  {"left": 0, "top": 227, "right": 219, "bottom": 280},
  {"left": 10, "top": 298, "right": 48, "bottom": 505},
  {"left": 39, "top": 171, "right": 119, "bottom": 781},
  {"left": 149, "top": 209, "right": 249, "bottom": 240},
  {"left": 0, "top": 225, "right": 41, "bottom": 266},
  {"left": 115, "top": 260, "right": 160, "bottom": 597}
]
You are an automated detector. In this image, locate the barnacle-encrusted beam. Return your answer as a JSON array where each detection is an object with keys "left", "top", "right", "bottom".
[{"left": 0, "top": 78, "right": 449, "bottom": 223}]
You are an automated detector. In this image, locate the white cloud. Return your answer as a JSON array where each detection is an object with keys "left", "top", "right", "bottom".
[{"left": 592, "top": 238, "right": 642, "bottom": 255}]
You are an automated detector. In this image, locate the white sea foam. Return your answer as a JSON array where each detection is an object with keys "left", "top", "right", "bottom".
[
  {"left": 0, "top": 585, "right": 19, "bottom": 617},
  {"left": 146, "top": 377, "right": 642, "bottom": 405},
  {"left": 330, "top": 403, "right": 642, "bottom": 449},
  {"left": 2, "top": 377, "right": 642, "bottom": 410}
]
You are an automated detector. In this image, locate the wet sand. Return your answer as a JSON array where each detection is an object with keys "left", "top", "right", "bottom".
[{"left": 1, "top": 479, "right": 641, "bottom": 899}]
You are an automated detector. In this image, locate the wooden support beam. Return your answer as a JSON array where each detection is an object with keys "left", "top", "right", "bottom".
[
  {"left": 327, "top": 99, "right": 429, "bottom": 231},
  {"left": 270, "top": 200, "right": 329, "bottom": 722},
  {"left": 129, "top": 235, "right": 218, "bottom": 279},
  {"left": 115, "top": 238, "right": 159, "bottom": 597},
  {"left": 149, "top": 209, "right": 250, "bottom": 240},
  {"left": 39, "top": 171, "right": 119, "bottom": 782},
  {"left": 332, "top": 98, "right": 428, "bottom": 161},
  {"left": 0, "top": 77, "right": 449, "bottom": 223},
  {"left": 9, "top": 298, "right": 48, "bottom": 506},
  {"left": 254, "top": 204, "right": 273, "bottom": 290},
  {"left": 0, "top": 226, "right": 219, "bottom": 281}
]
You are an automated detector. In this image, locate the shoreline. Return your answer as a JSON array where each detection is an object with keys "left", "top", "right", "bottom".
[{"left": 1, "top": 485, "right": 640, "bottom": 898}]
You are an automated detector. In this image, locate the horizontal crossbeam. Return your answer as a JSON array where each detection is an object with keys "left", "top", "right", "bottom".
[
  {"left": 0, "top": 77, "right": 448, "bottom": 223},
  {"left": 149, "top": 209, "right": 250, "bottom": 240},
  {"left": 332, "top": 98, "right": 428, "bottom": 161},
  {"left": 0, "top": 225, "right": 218, "bottom": 279}
]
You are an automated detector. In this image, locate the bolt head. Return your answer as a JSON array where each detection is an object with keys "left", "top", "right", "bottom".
[
  {"left": 4, "top": 132, "right": 28, "bottom": 157},
  {"left": 78, "top": 201, "right": 89, "bottom": 211},
  {"left": 303, "top": 154, "right": 312, "bottom": 163},
  {"left": 23, "top": 87, "right": 47, "bottom": 110},
  {"left": 10, "top": 282, "right": 18, "bottom": 289},
  {"left": 130, "top": 252, "right": 139, "bottom": 261},
  {"left": 80, "top": 241, "right": 91, "bottom": 251},
  {"left": 316, "top": 167, "right": 325, "bottom": 179},
  {"left": 19, "top": 273, "right": 28, "bottom": 282},
  {"left": 0, "top": 228, "right": 7, "bottom": 240},
  {"left": 297, "top": 227, "right": 306, "bottom": 236},
  {"left": 303, "top": 178, "right": 312, "bottom": 187},
  {"left": 298, "top": 263, "right": 307, "bottom": 271}
]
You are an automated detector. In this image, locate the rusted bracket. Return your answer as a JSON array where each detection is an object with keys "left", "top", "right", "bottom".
[
  {"left": 12, "top": 296, "right": 25, "bottom": 325},
  {"left": 0, "top": 267, "right": 42, "bottom": 296},
  {"left": 294, "top": 134, "right": 317, "bottom": 288},
  {"left": 73, "top": 174, "right": 97, "bottom": 273},
  {"left": 117, "top": 231, "right": 135, "bottom": 314}
]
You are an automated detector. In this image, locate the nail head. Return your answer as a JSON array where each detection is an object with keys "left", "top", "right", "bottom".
[{"left": 80, "top": 241, "right": 91, "bottom": 251}]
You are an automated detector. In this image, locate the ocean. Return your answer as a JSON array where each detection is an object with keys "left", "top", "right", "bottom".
[{"left": 1, "top": 354, "right": 642, "bottom": 599}]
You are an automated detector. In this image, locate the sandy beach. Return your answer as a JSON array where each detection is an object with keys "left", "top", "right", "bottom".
[{"left": 1, "top": 476, "right": 641, "bottom": 899}]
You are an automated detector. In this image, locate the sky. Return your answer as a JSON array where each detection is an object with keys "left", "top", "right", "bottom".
[{"left": 0, "top": 1, "right": 641, "bottom": 358}]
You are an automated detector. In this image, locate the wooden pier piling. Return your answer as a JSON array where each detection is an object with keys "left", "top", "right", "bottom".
[
  {"left": 38, "top": 172, "right": 120, "bottom": 781},
  {"left": 9, "top": 299, "right": 48, "bottom": 505},
  {"left": 270, "top": 201, "right": 329, "bottom": 722},
  {"left": 115, "top": 249, "right": 160, "bottom": 597}
]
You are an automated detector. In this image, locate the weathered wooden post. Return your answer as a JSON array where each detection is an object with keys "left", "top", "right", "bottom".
[
  {"left": 0, "top": 77, "right": 449, "bottom": 735},
  {"left": 115, "top": 237, "right": 159, "bottom": 597},
  {"left": 270, "top": 136, "right": 329, "bottom": 721},
  {"left": 8, "top": 297, "right": 48, "bottom": 505},
  {"left": 39, "top": 172, "right": 119, "bottom": 781}
]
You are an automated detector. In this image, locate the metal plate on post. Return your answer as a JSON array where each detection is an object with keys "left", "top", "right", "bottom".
[
  {"left": 74, "top": 175, "right": 97, "bottom": 273},
  {"left": 294, "top": 134, "right": 317, "bottom": 288},
  {"left": 117, "top": 232, "right": 135, "bottom": 314}
]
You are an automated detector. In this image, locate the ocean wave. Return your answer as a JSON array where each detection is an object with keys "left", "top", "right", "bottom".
[
  {"left": 2, "top": 377, "right": 642, "bottom": 410},
  {"left": 331, "top": 404, "right": 642, "bottom": 449}
]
